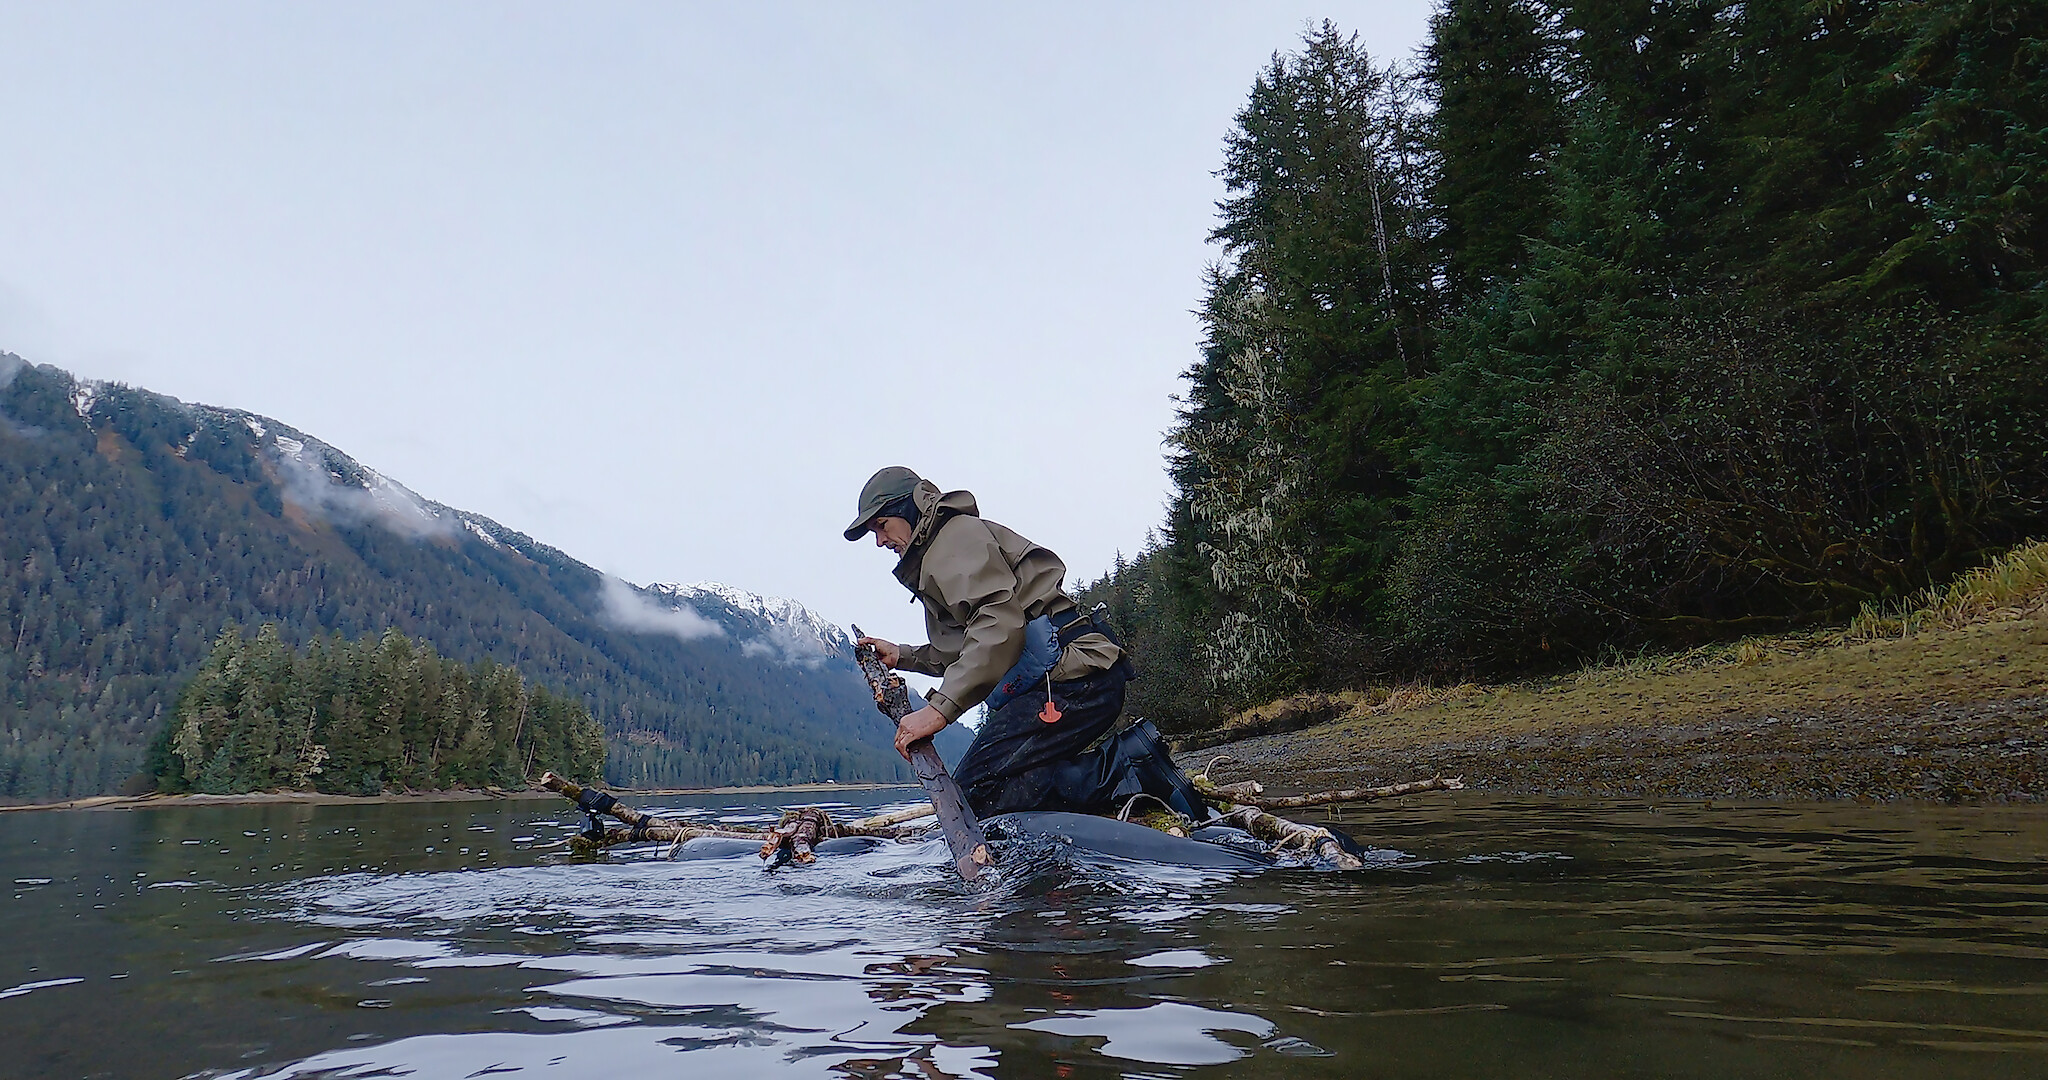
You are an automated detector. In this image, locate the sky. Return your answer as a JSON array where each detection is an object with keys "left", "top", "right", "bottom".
[{"left": 0, "top": 2, "right": 1435, "bottom": 649}]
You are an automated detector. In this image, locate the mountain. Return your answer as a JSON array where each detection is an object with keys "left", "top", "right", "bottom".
[
  {"left": 651, "top": 582, "right": 853, "bottom": 668},
  {"left": 0, "top": 353, "right": 967, "bottom": 801}
]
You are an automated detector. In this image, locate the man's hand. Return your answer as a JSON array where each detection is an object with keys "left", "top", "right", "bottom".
[
  {"left": 893, "top": 704, "right": 948, "bottom": 760},
  {"left": 856, "top": 636, "right": 902, "bottom": 669}
]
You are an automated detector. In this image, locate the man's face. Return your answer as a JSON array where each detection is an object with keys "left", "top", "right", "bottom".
[{"left": 869, "top": 516, "right": 913, "bottom": 554}]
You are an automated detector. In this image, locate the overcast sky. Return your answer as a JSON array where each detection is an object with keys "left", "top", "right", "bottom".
[{"left": 0, "top": 2, "right": 1433, "bottom": 648}]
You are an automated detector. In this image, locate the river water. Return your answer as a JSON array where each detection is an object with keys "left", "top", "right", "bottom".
[{"left": 2, "top": 792, "right": 2044, "bottom": 1079}]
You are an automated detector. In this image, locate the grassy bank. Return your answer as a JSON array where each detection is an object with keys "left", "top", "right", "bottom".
[{"left": 1184, "top": 542, "right": 2048, "bottom": 802}]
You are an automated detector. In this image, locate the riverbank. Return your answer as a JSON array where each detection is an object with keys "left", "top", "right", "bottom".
[
  {"left": 0, "top": 781, "right": 918, "bottom": 814},
  {"left": 1180, "top": 608, "right": 2047, "bottom": 804}
]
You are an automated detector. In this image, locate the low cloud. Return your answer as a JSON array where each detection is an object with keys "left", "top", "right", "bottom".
[
  {"left": 600, "top": 576, "right": 725, "bottom": 643},
  {"left": 740, "top": 621, "right": 831, "bottom": 668},
  {"left": 272, "top": 437, "right": 461, "bottom": 540}
]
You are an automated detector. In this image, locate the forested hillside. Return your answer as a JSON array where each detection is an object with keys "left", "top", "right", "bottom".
[
  {"left": 0, "top": 356, "right": 960, "bottom": 800},
  {"left": 1084, "top": 4, "right": 2048, "bottom": 731}
]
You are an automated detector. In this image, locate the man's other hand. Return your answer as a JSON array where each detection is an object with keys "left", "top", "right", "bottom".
[
  {"left": 893, "top": 705, "right": 948, "bottom": 760},
  {"left": 856, "top": 636, "right": 902, "bottom": 668}
]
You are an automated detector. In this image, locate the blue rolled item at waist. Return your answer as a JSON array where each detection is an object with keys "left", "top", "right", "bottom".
[{"left": 982, "top": 615, "right": 1060, "bottom": 712}]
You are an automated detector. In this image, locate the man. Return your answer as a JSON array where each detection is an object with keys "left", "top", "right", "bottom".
[{"left": 845, "top": 466, "right": 1204, "bottom": 820}]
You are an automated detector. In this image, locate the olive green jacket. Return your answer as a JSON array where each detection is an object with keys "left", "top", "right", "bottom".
[{"left": 891, "top": 482, "right": 1120, "bottom": 721}]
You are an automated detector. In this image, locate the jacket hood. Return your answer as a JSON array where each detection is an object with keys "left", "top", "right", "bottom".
[{"left": 895, "top": 482, "right": 979, "bottom": 571}]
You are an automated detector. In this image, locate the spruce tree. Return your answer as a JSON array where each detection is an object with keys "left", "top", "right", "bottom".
[
  {"left": 1425, "top": 0, "right": 1565, "bottom": 300},
  {"left": 1172, "top": 22, "right": 1433, "bottom": 695}
]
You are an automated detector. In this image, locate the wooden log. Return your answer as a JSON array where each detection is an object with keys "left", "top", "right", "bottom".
[
  {"left": 1191, "top": 774, "right": 1465, "bottom": 810},
  {"left": 539, "top": 771, "right": 663, "bottom": 830},
  {"left": 852, "top": 625, "right": 993, "bottom": 882},
  {"left": 842, "top": 803, "right": 936, "bottom": 832},
  {"left": 572, "top": 822, "right": 775, "bottom": 854},
  {"left": 1214, "top": 805, "right": 1365, "bottom": 870},
  {"left": 1205, "top": 779, "right": 1265, "bottom": 800},
  {"left": 758, "top": 806, "right": 833, "bottom": 865},
  {"left": 542, "top": 771, "right": 776, "bottom": 856}
]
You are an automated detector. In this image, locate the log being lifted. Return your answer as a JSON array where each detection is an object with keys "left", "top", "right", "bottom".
[{"left": 850, "top": 625, "right": 994, "bottom": 881}]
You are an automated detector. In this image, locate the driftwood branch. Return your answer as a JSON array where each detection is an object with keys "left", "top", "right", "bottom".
[
  {"left": 1214, "top": 805, "right": 1364, "bottom": 870},
  {"left": 758, "top": 806, "right": 832, "bottom": 865},
  {"left": 845, "top": 803, "right": 937, "bottom": 830},
  {"left": 1187, "top": 760, "right": 1465, "bottom": 869},
  {"left": 1192, "top": 774, "right": 1465, "bottom": 810}
]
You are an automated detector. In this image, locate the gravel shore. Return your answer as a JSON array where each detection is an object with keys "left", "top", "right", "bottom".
[{"left": 1185, "top": 696, "right": 2047, "bottom": 802}]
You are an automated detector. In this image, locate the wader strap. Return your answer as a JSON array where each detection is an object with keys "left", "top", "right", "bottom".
[{"left": 1049, "top": 606, "right": 1095, "bottom": 647}]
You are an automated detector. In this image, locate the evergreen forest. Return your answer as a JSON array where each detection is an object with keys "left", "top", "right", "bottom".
[
  {"left": 1081, "top": 2, "right": 2048, "bottom": 731},
  {"left": 147, "top": 625, "right": 606, "bottom": 796}
]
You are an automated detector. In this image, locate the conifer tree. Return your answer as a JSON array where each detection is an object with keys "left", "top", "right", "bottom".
[
  {"left": 1172, "top": 22, "right": 1434, "bottom": 695},
  {"left": 1425, "top": 0, "right": 1564, "bottom": 299}
]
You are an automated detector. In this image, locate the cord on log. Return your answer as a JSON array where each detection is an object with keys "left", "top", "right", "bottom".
[{"left": 758, "top": 807, "right": 834, "bottom": 865}]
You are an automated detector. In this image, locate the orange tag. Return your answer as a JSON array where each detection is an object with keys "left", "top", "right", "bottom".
[{"left": 1038, "top": 699, "right": 1063, "bottom": 724}]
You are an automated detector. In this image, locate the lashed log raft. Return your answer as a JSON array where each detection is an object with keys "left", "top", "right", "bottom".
[
  {"left": 538, "top": 760, "right": 1460, "bottom": 867},
  {"left": 538, "top": 771, "right": 929, "bottom": 855}
]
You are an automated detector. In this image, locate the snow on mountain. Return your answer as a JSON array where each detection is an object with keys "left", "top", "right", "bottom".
[{"left": 647, "top": 581, "right": 852, "bottom": 666}]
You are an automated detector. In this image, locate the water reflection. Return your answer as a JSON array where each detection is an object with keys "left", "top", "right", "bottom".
[
  {"left": 1013, "top": 1002, "right": 1277, "bottom": 1066},
  {"left": 1, "top": 795, "right": 2045, "bottom": 1078}
]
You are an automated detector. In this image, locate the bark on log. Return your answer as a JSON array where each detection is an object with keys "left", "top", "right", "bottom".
[{"left": 759, "top": 807, "right": 834, "bottom": 865}]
